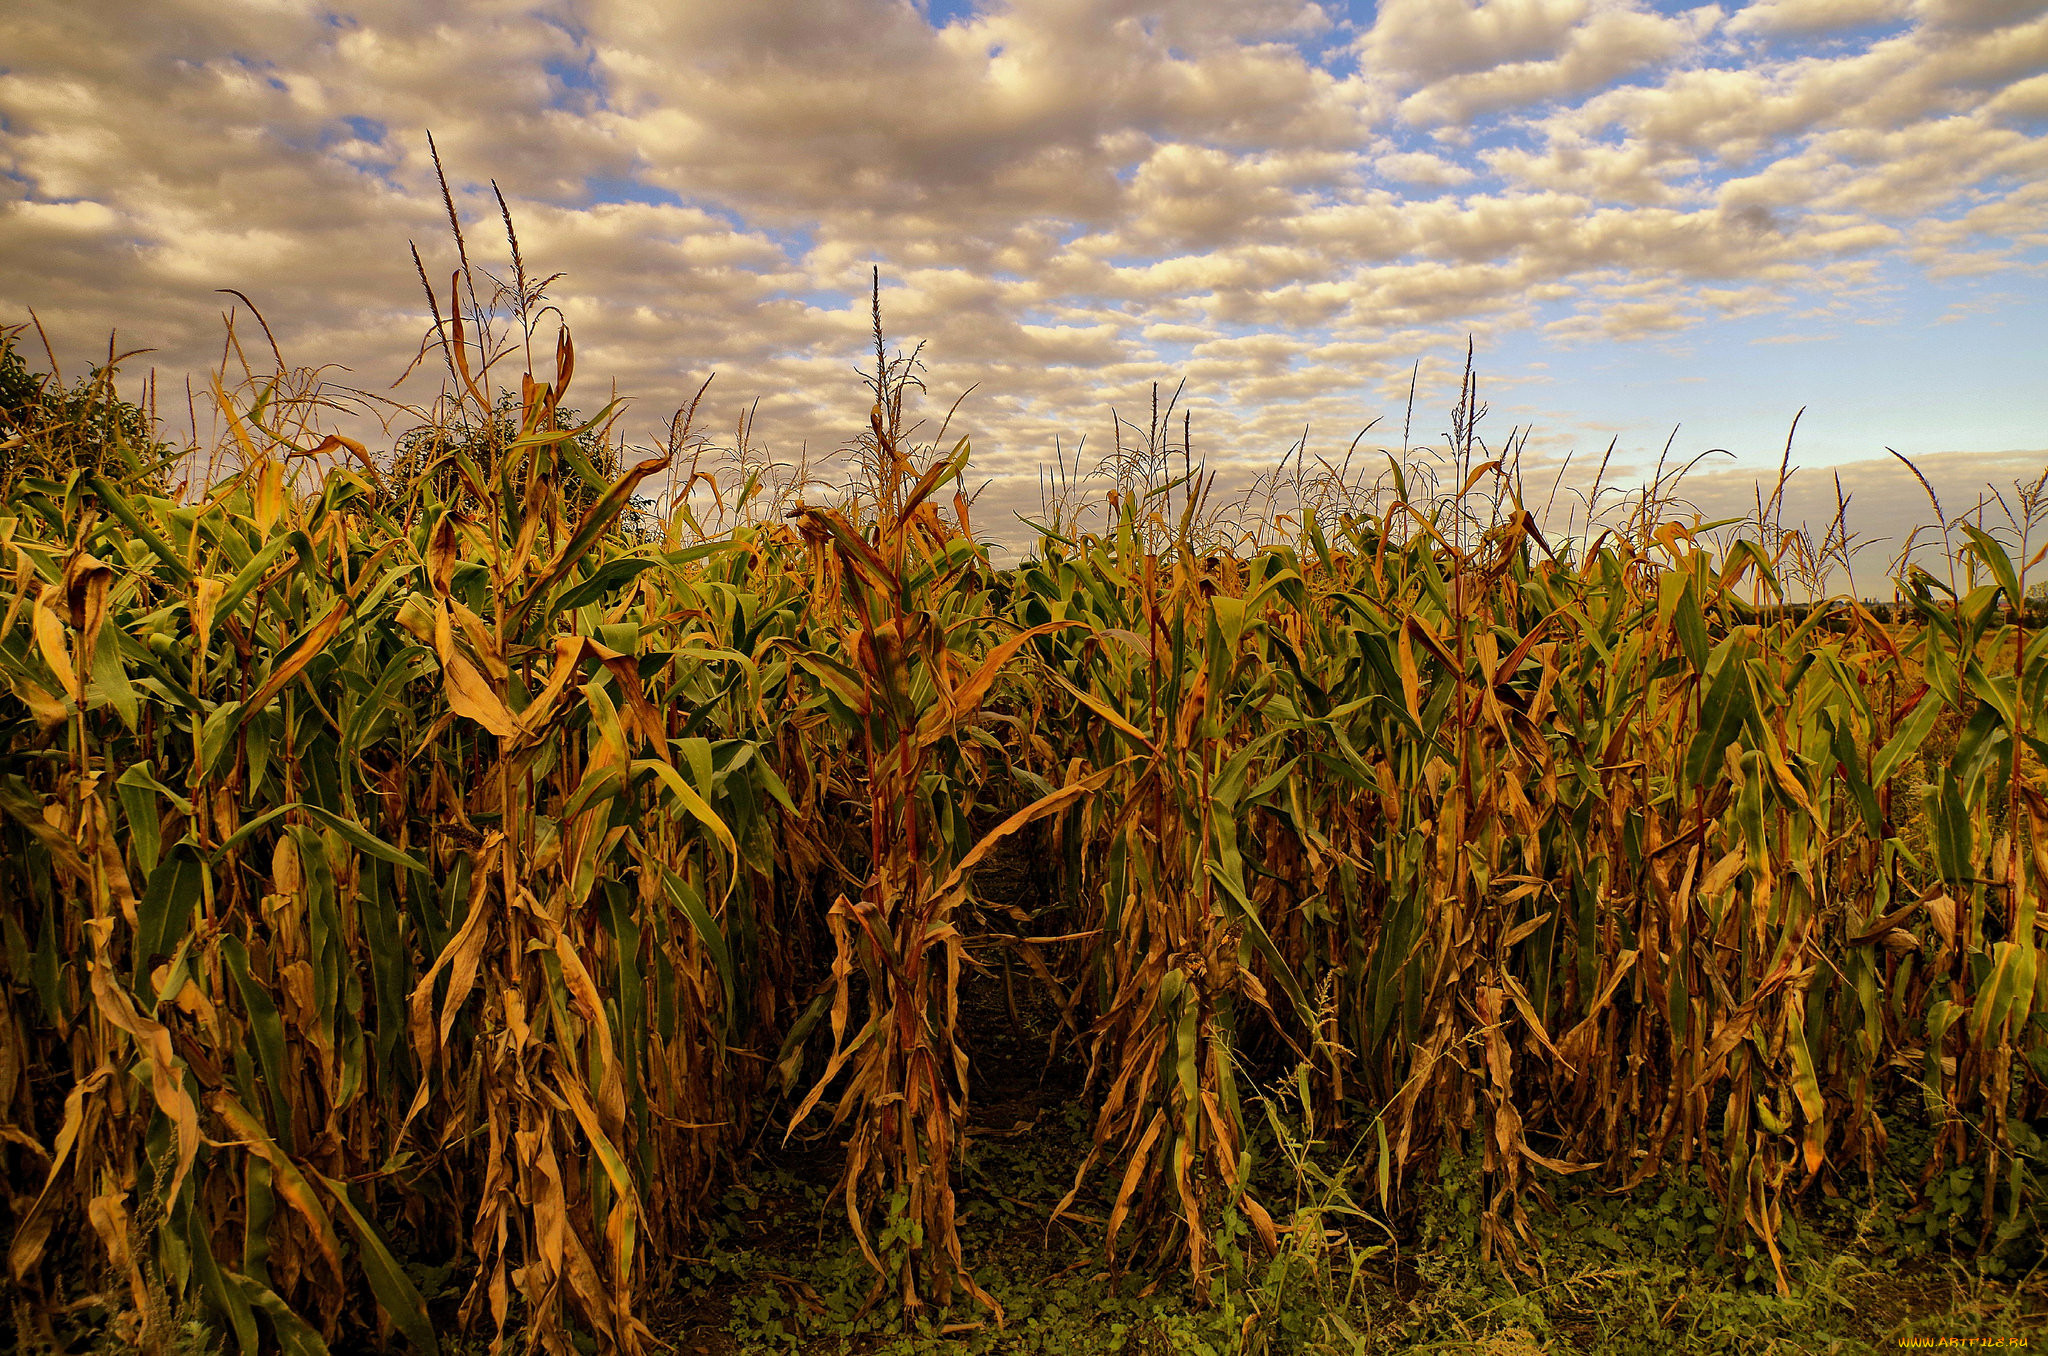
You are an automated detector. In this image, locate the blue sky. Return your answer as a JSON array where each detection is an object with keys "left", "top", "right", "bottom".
[{"left": 3, "top": 0, "right": 2044, "bottom": 565}]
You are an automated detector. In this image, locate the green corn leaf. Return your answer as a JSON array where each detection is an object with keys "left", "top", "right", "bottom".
[
  {"left": 179, "top": 1189, "right": 259, "bottom": 1355},
  {"left": 299, "top": 803, "right": 427, "bottom": 874},
  {"left": 314, "top": 1173, "right": 440, "bottom": 1355},
  {"left": 198, "top": 698, "right": 246, "bottom": 783},
  {"left": 220, "top": 936, "right": 295, "bottom": 1149},
  {"left": 1683, "top": 642, "right": 1752, "bottom": 786},
  {"left": 1872, "top": 692, "right": 1943, "bottom": 786},
  {"left": 134, "top": 844, "right": 205, "bottom": 996},
  {"left": 1205, "top": 860, "right": 1315, "bottom": 1031},
  {"left": 87, "top": 474, "right": 193, "bottom": 584},
  {"left": 1960, "top": 524, "right": 2023, "bottom": 608},
  {"left": 232, "top": 1272, "right": 332, "bottom": 1356},
  {"left": 639, "top": 757, "right": 737, "bottom": 860}
]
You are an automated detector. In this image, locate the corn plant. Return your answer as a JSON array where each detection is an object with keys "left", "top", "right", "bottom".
[{"left": 0, "top": 240, "right": 2042, "bottom": 1356}]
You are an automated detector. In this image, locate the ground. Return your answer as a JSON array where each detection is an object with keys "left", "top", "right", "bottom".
[{"left": 638, "top": 945, "right": 2048, "bottom": 1355}]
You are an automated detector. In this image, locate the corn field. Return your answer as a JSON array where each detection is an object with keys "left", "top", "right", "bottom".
[{"left": 1, "top": 269, "right": 2045, "bottom": 1354}]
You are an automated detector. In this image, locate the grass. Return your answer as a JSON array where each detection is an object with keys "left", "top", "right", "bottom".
[
  {"left": 650, "top": 1048, "right": 2048, "bottom": 1354},
  {"left": 0, "top": 199, "right": 2045, "bottom": 1356}
]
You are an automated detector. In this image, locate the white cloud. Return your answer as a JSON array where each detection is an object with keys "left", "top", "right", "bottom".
[
  {"left": 1359, "top": 0, "right": 1716, "bottom": 125},
  {"left": 1659, "top": 446, "right": 2048, "bottom": 591},
  {"left": 1375, "top": 150, "right": 1479, "bottom": 185},
  {"left": 1360, "top": 0, "right": 1606, "bottom": 85},
  {"left": 1986, "top": 70, "right": 2048, "bottom": 116},
  {"left": 1727, "top": 0, "right": 1909, "bottom": 36},
  {"left": 1914, "top": 0, "right": 2048, "bottom": 31},
  {"left": 0, "top": 0, "right": 2041, "bottom": 552}
]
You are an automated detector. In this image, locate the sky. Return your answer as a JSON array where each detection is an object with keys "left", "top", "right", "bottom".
[{"left": 3, "top": 0, "right": 2045, "bottom": 574}]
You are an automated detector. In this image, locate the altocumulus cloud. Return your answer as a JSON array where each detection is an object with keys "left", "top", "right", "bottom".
[{"left": 1, "top": 0, "right": 2043, "bottom": 555}]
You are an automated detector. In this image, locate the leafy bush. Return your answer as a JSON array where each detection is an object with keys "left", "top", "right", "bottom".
[{"left": 0, "top": 323, "right": 179, "bottom": 494}]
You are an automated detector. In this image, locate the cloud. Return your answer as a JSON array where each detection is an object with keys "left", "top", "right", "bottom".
[
  {"left": 0, "top": 0, "right": 2041, "bottom": 556},
  {"left": 1375, "top": 150, "right": 1479, "bottom": 185},
  {"left": 1122, "top": 144, "right": 1356, "bottom": 249},
  {"left": 1651, "top": 446, "right": 2048, "bottom": 591},
  {"left": 1361, "top": 0, "right": 1608, "bottom": 85},
  {"left": 1727, "top": 0, "right": 1909, "bottom": 36},
  {"left": 1986, "top": 70, "right": 2048, "bottom": 117},
  {"left": 1914, "top": 0, "right": 2048, "bottom": 31},
  {"left": 591, "top": 0, "right": 1362, "bottom": 229},
  {"left": 1359, "top": 0, "right": 1715, "bottom": 125}
]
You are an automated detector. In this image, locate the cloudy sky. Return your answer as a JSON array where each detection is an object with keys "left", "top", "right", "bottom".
[{"left": 4, "top": 0, "right": 2045, "bottom": 569}]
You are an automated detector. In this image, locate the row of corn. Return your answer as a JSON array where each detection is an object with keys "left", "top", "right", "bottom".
[{"left": 0, "top": 320, "right": 2042, "bottom": 1353}]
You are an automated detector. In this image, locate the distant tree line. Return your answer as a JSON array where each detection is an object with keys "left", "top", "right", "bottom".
[
  {"left": 0, "top": 325, "right": 179, "bottom": 496},
  {"left": 2, "top": 325, "right": 656, "bottom": 538},
  {"left": 1743, "top": 594, "right": 2048, "bottom": 628}
]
